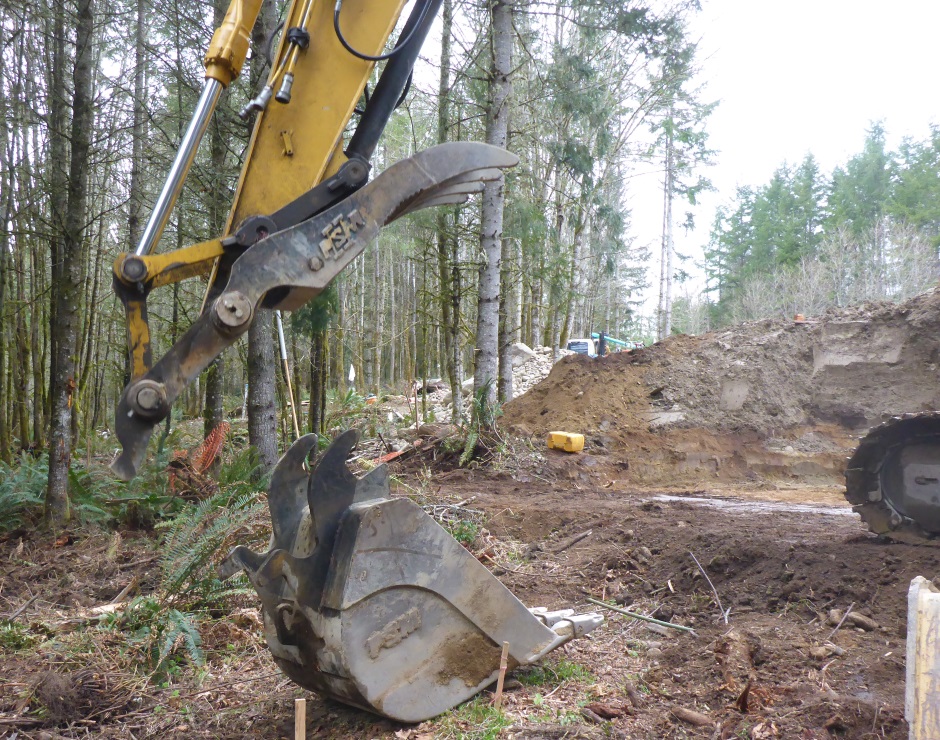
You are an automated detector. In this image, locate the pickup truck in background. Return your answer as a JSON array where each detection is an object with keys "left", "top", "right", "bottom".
[{"left": 566, "top": 338, "right": 597, "bottom": 356}]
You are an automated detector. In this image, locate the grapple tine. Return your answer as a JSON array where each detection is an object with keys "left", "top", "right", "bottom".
[
  {"left": 112, "top": 143, "right": 518, "bottom": 481},
  {"left": 387, "top": 166, "right": 506, "bottom": 222},
  {"left": 306, "top": 429, "right": 361, "bottom": 545}
]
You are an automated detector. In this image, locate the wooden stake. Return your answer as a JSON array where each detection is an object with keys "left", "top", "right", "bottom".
[
  {"left": 276, "top": 310, "right": 301, "bottom": 441},
  {"left": 414, "top": 385, "right": 420, "bottom": 432},
  {"left": 294, "top": 697, "right": 306, "bottom": 740},
  {"left": 493, "top": 641, "right": 510, "bottom": 709}
]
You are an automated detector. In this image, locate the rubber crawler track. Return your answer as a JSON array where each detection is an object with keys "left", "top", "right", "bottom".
[{"left": 845, "top": 412, "right": 940, "bottom": 546}]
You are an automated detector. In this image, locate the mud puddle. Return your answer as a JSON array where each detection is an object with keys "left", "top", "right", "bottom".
[{"left": 649, "top": 492, "right": 855, "bottom": 517}]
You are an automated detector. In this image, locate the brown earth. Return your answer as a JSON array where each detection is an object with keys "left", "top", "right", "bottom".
[
  {"left": 3, "top": 460, "right": 929, "bottom": 739},
  {"left": 5, "top": 293, "right": 940, "bottom": 738},
  {"left": 429, "top": 462, "right": 923, "bottom": 739},
  {"left": 504, "top": 289, "right": 940, "bottom": 488}
]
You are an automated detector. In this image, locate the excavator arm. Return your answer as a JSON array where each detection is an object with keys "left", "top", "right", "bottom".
[
  {"left": 112, "top": 0, "right": 430, "bottom": 383},
  {"left": 110, "top": 0, "right": 603, "bottom": 722},
  {"left": 112, "top": 143, "right": 518, "bottom": 479}
]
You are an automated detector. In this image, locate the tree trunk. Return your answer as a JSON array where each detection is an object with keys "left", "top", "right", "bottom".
[
  {"left": 388, "top": 261, "right": 396, "bottom": 388},
  {"left": 561, "top": 207, "right": 586, "bottom": 347},
  {"left": 202, "top": 0, "right": 230, "bottom": 439},
  {"left": 203, "top": 357, "right": 225, "bottom": 436},
  {"left": 127, "top": 0, "right": 147, "bottom": 250},
  {"left": 14, "top": 247, "right": 30, "bottom": 446},
  {"left": 246, "top": 0, "right": 278, "bottom": 473},
  {"left": 308, "top": 331, "right": 325, "bottom": 435},
  {"left": 473, "top": 0, "right": 512, "bottom": 411},
  {"left": 371, "top": 234, "right": 385, "bottom": 393},
  {"left": 248, "top": 312, "right": 278, "bottom": 471},
  {"left": 332, "top": 277, "right": 345, "bottom": 391},
  {"left": 0, "top": 47, "right": 12, "bottom": 463},
  {"left": 449, "top": 235, "right": 463, "bottom": 416},
  {"left": 46, "top": 0, "right": 68, "bottom": 436},
  {"left": 497, "top": 234, "right": 513, "bottom": 403},
  {"left": 434, "top": 0, "right": 462, "bottom": 420},
  {"left": 46, "top": 0, "right": 95, "bottom": 527},
  {"left": 658, "top": 124, "right": 674, "bottom": 340}
]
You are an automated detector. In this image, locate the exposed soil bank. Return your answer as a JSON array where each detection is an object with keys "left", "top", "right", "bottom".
[{"left": 504, "top": 290, "right": 940, "bottom": 486}]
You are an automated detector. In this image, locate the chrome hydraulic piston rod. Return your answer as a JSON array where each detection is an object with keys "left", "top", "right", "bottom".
[{"left": 134, "top": 79, "right": 223, "bottom": 256}]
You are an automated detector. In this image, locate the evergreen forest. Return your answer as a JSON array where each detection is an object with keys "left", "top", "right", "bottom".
[{"left": 697, "top": 123, "right": 940, "bottom": 329}]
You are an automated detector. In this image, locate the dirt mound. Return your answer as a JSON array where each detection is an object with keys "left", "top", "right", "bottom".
[{"left": 503, "top": 290, "right": 940, "bottom": 485}]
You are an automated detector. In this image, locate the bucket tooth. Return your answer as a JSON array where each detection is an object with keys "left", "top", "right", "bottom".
[
  {"left": 268, "top": 433, "right": 318, "bottom": 550},
  {"left": 221, "top": 432, "right": 603, "bottom": 722}
]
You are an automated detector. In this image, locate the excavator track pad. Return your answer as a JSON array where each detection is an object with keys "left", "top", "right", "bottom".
[
  {"left": 845, "top": 412, "right": 940, "bottom": 546},
  {"left": 221, "top": 431, "right": 603, "bottom": 721}
]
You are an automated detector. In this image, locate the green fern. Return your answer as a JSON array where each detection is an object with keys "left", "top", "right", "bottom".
[
  {"left": 216, "top": 448, "right": 266, "bottom": 490},
  {"left": 155, "top": 609, "right": 204, "bottom": 674},
  {"left": 103, "top": 455, "right": 267, "bottom": 682},
  {"left": 156, "top": 488, "right": 264, "bottom": 609},
  {"left": 67, "top": 465, "right": 113, "bottom": 525},
  {"left": 460, "top": 379, "right": 502, "bottom": 466},
  {"left": 0, "top": 455, "right": 47, "bottom": 532},
  {"left": 326, "top": 387, "right": 366, "bottom": 429},
  {"left": 107, "top": 597, "right": 205, "bottom": 678},
  {"left": 460, "top": 429, "right": 479, "bottom": 467}
]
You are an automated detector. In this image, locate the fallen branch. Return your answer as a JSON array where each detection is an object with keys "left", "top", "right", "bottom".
[
  {"left": 586, "top": 597, "right": 698, "bottom": 637},
  {"left": 376, "top": 431, "right": 394, "bottom": 455},
  {"left": 0, "top": 716, "right": 45, "bottom": 727},
  {"left": 671, "top": 706, "right": 714, "bottom": 727},
  {"left": 689, "top": 551, "right": 730, "bottom": 624},
  {"left": 581, "top": 707, "right": 606, "bottom": 724},
  {"left": 551, "top": 529, "right": 592, "bottom": 554},
  {"left": 622, "top": 679, "right": 646, "bottom": 708},
  {"left": 374, "top": 446, "right": 411, "bottom": 465},
  {"left": 826, "top": 602, "right": 855, "bottom": 642},
  {"left": 117, "top": 555, "right": 160, "bottom": 570},
  {"left": 6, "top": 593, "right": 38, "bottom": 621},
  {"left": 110, "top": 576, "right": 139, "bottom": 605},
  {"left": 845, "top": 611, "right": 878, "bottom": 631},
  {"left": 480, "top": 553, "right": 576, "bottom": 579}
]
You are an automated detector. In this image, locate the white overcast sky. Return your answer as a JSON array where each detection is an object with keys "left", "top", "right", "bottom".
[{"left": 633, "top": 0, "right": 940, "bottom": 301}]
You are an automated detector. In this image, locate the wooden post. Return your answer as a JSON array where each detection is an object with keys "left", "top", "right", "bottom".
[
  {"left": 493, "top": 641, "right": 510, "bottom": 709},
  {"left": 294, "top": 697, "right": 306, "bottom": 740},
  {"left": 907, "top": 577, "right": 940, "bottom": 739}
]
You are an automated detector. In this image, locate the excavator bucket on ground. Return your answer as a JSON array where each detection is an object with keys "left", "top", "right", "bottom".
[
  {"left": 221, "top": 431, "right": 603, "bottom": 722},
  {"left": 845, "top": 412, "right": 940, "bottom": 545}
]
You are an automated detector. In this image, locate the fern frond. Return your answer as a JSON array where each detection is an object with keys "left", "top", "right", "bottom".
[
  {"left": 154, "top": 609, "right": 204, "bottom": 673},
  {"left": 157, "top": 489, "right": 264, "bottom": 609},
  {"left": 0, "top": 455, "right": 48, "bottom": 531},
  {"left": 191, "top": 422, "right": 230, "bottom": 473}
]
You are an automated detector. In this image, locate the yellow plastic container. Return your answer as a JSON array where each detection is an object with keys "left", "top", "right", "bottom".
[{"left": 547, "top": 431, "right": 585, "bottom": 453}]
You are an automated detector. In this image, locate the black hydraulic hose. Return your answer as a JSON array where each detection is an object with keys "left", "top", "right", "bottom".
[
  {"left": 354, "top": 71, "right": 413, "bottom": 116},
  {"left": 345, "top": 0, "right": 442, "bottom": 162},
  {"left": 334, "top": 0, "right": 433, "bottom": 62}
]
